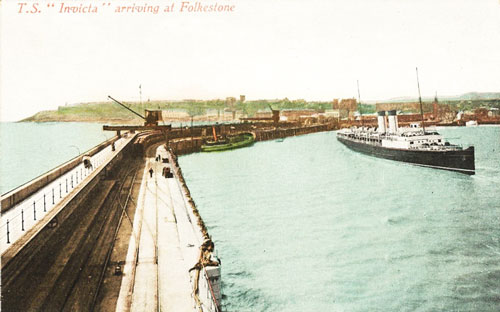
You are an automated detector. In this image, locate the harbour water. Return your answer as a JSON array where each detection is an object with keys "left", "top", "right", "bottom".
[
  {"left": 0, "top": 122, "right": 115, "bottom": 194},
  {"left": 0, "top": 121, "right": 202, "bottom": 194},
  {"left": 1, "top": 122, "right": 499, "bottom": 311},
  {"left": 179, "top": 126, "right": 500, "bottom": 312}
]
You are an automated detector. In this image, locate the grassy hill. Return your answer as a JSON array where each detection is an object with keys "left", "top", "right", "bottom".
[
  {"left": 20, "top": 92, "right": 500, "bottom": 122},
  {"left": 21, "top": 99, "right": 336, "bottom": 122}
]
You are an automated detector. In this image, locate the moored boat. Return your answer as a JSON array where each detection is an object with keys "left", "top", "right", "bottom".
[{"left": 201, "top": 132, "right": 255, "bottom": 152}]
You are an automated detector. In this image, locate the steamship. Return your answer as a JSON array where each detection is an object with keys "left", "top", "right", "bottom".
[{"left": 337, "top": 110, "right": 475, "bottom": 175}]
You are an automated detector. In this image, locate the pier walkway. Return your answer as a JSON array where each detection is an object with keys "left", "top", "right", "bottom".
[
  {"left": 0, "top": 135, "right": 134, "bottom": 256},
  {"left": 117, "top": 145, "right": 217, "bottom": 312},
  {"left": 1, "top": 132, "right": 222, "bottom": 311}
]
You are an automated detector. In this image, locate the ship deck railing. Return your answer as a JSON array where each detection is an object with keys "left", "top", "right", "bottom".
[
  {"left": 408, "top": 145, "right": 464, "bottom": 151},
  {"left": 339, "top": 133, "right": 465, "bottom": 151},
  {"left": 338, "top": 135, "right": 382, "bottom": 147}
]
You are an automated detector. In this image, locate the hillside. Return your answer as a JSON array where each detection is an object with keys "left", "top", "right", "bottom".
[
  {"left": 20, "top": 99, "right": 335, "bottom": 122},
  {"left": 20, "top": 92, "right": 499, "bottom": 122}
]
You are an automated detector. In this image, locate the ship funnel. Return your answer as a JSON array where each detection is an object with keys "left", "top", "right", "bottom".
[
  {"left": 377, "top": 111, "right": 386, "bottom": 133},
  {"left": 387, "top": 110, "right": 398, "bottom": 133}
]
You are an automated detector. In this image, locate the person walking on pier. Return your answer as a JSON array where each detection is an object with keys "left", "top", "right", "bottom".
[
  {"left": 149, "top": 167, "right": 154, "bottom": 178},
  {"left": 162, "top": 167, "right": 173, "bottom": 178}
]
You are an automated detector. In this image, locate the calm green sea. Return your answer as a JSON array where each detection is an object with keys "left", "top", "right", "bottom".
[
  {"left": 0, "top": 122, "right": 115, "bottom": 194},
  {"left": 179, "top": 126, "right": 500, "bottom": 312},
  {"left": 1, "top": 122, "right": 499, "bottom": 311}
]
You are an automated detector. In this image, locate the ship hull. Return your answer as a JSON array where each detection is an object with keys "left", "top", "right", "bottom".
[
  {"left": 201, "top": 133, "right": 255, "bottom": 152},
  {"left": 337, "top": 137, "right": 475, "bottom": 175}
]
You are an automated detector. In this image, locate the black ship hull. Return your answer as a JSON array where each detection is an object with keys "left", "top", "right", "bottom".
[{"left": 337, "top": 137, "right": 475, "bottom": 175}]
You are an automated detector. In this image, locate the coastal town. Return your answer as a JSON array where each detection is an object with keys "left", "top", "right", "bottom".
[{"left": 23, "top": 93, "right": 500, "bottom": 128}]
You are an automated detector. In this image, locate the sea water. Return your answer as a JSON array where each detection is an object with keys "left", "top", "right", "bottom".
[
  {"left": 0, "top": 122, "right": 115, "bottom": 194},
  {"left": 179, "top": 126, "right": 500, "bottom": 312},
  {"left": 1, "top": 123, "right": 499, "bottom": 311}
]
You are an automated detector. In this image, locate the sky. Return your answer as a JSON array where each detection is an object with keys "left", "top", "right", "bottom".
[{"left": 1, "top": 0, "right": 499, "bottom": 121}]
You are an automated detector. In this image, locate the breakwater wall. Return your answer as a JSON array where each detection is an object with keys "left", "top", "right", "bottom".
[
  {"left": 253, "top": 123, "right": 336, "bottom": 141},
  {"left": 135, "top": 122, "right": 337, "bottom": 156},
  {"left": 1, "top": 136, "right": 122, "bottom": 213},
  {"left": 168, "top": 149, "right": 222, "bottom": 310}
]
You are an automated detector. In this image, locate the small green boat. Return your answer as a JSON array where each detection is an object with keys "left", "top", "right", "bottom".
[{"left": 201, "top": 133, "right": 255, "bottom": 152}]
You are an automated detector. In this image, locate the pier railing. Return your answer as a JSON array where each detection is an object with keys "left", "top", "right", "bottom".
[
  {"left": 0, "top": 135, "right": 133, "bottom": 254},
  {"left": 1, "top": 135, "right": 122, "bottom": 212}
]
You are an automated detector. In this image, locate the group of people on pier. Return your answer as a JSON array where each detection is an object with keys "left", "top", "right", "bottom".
[{"left": 148, "top": 154, "right": 173, "bottom": 178}]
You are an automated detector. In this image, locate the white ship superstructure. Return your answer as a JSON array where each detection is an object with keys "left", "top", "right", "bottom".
[{"left": 337, "top": 110, "right": 475, "bottom": 174}]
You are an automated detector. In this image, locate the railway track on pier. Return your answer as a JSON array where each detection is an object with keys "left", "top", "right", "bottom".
[
  {"left": 127, "top": 146, "right": 164, "bottom": 312},
  {"left": 1, "top": 158, "right": 142, "bottom": 311}
]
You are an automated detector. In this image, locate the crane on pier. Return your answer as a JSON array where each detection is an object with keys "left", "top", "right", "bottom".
[
  {"left": 103, "top": 96, "right": 172, "bottom": 146},
  {"left": 267, "top": 103, "right": 281, "bottom": 125}
]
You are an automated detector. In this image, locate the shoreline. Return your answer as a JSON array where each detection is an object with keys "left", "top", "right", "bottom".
[{"left": 17, "top": 117, "right": 242, "bottom": 124}]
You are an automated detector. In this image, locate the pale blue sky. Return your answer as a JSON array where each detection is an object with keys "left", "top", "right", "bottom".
[{"left": 1, "top": 0, "right": 499, "bottom": 121}]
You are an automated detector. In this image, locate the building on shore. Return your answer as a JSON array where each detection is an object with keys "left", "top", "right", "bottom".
[{"left": 332, "top": 98, "right": 358, "bottom": 120}]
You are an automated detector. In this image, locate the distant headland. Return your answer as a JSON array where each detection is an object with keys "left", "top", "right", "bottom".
[{"left": 20, "top": 92, "right": 500, "bottom": 123}]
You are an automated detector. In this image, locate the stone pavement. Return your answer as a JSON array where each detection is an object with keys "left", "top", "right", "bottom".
[{"left": 118, "top": 145, "right": 203, "bottom": 312}]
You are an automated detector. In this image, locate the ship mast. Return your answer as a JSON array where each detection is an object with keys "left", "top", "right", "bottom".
[
  {"left": 415, "top": 67, "right": 426, "bottom": 133},
  {"left": 139, "top": 84, "right": 143, "bottom": 111},
  {"left": 357, "top": 80, "right": 363, "bottom": 126}
]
